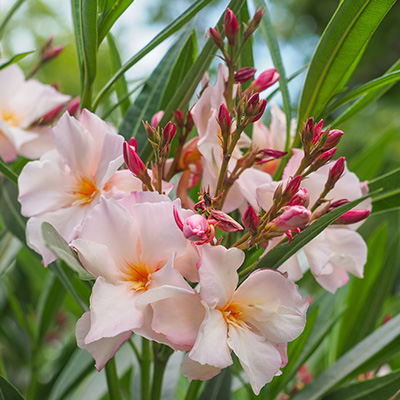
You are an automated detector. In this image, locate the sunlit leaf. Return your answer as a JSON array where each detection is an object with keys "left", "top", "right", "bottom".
[
  {"left": 0, "top": 51, "right": 34, "bottom": 70},
  {"left": 0, "top": 375, "right": 25, "bottom": 400}
]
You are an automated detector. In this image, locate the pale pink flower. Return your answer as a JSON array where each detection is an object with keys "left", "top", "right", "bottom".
[
  {"left": 72, "top": 195, "right": 201, "bottom": 368},
  {"left": 182, "top": 245, "right": 307, "bottom": 395},
  {"left": 0, "top": 63, "right": 70, "bottom": 161},
  {"left": 257, "top": 149, "right": 370, "bottom": 293},
  {"left": 18, "top": 110, "right": 142, "bottom": 265}
]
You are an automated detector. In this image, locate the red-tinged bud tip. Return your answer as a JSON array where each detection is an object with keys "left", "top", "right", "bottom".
[
  {"left": 312, "top": 119, "right": 324, "bottom": 143},
  {"left": 41, "top": 104, "right": 63, "bottom": 124},
  {"left": 224, "top": 8, "right": 240, "bottom": 47},
  {"left": 323, "top": 129, "right": 344, "bottom": 150},
  {"left": 42, "top": 45, "right": 64, "bottom": 62},
  {"left": 249, "top": 68, "right": 280, "bottom": 93},
  {"left": 253, "top": 8, "right": 264, "bottom": 24},
  {"left": 217, "top": 104, "right": 231, "bottom": 136},
  {"left": 175, "top": 110, "right": 184, "bottom": 128},
  {"left": 287, "top": 188, "right": 310, "bottom": 207},
  {"left": 250, "top": 99, "right": 267, "bottom": 122},
  {"left": 273, "top": 206, "right": 311, "bottom": 232},
  {"left": 234, "top": 67, "right": 256, "bottom": 83},
  {"left": 330, "top": 199, "right": 349, "bottom": 209},
  {"left": 123, "top": 141, "right": 146, "bottom": 176},
  {"left": 285, "top": 175, "right": 302, "bottom": 198},
  {"left": 258, "top": 149, "right": 287, "bottom": 159},
  {"left": 208, "top": 27, "right": 224, "bottom": 49},
  {"left": 210, "top": 209, "right": 243, "bottom": 232},
  {"left": 151, "top": 110, "right": 164, "bottom": 128},
  {"left": 243, "top": 205, "right": 259, "bottom": 235},
  {"left": 67, "top": 97, "right": 80, "bottom": 116},
  {"left": 163, "top": 121, "right": 177, "bottom": 142},
  {"left": 328, "top": 156, "right": 345, "bottom": 186},
  {"left": 334, "top": 209, "right": 370, "bottom": 225},
  {"left": 173, "top": 206, "right": 184, "bottom": 231},
  {"left": 186, "top": 111, "right": 194, "bottom": 133}
]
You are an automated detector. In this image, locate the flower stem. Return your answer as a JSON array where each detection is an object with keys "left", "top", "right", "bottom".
[
  {"left": 184, "top": 380, "right": 203, "bottom": 400},
  {"left": 105, "top": 358, "right": 123, "bottom": 400},
  {"left": 141, "top": 337, "right": 152, "bottom": 400},
  {"left": 150, "top": 344, "right": 173, "bottom": 400},
  {"left": 0, "top": 159, "right": 18, "bottom": 186}
]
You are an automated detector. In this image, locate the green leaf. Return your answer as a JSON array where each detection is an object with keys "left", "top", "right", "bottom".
[
  {"left": 107, "top": 34, "right": 131, "bottom": 116},
  {"left": 0, "top": 51, "right": 35, "bottom": 70},
  {"left": 322, "top": 370, "right": 400, "bottom": 400},
  {"left": 348, "top": 128, "right": 398, "bottom": 181},
  {"left": 159, "top": 32, "right": 197, "bottom": 110},
  {"left": 0, "top": 375, "right": 25, "bottom": 400},
  {"left": 332, "top": 58, "right": 400, "bottom": 126},
  {"left": 0, "top": 0, "right": 26, "bottom": 39},
  {"left": 327, "top": 70, "right": 400, "bottom": 113},
  {"left": 98, "top": 0, "right": 135, "bottom": 45},
  {"left": 291, "top": 313, "right": 400, "bottom": 400},
  {"left": 71, "top": 0, "right": 84, "bottom": 88},
  {"left": 369, "top": 167, "right": 400, "bottom": 214},
  {"left": 253, "top": 0, "right": 291, "bottom": 153},
  {"left": 0, "top": 159, "right": 18, "bottom": 185},
  {"left": 257, "top": 193, "right": 370, "bottom": 270},
  {"left": 41, "top": 222, "right": 94, "bottom": 281},
  {"left": 92, "top": 0, "right": 214, "bottom": 110},
  {"left": 297, "top": 0, "right": 397, "bottom": 128},
  {"left": 199, "top": 369, "right": 232, "bottom": 400},
  {"left": 0, "top": 232, "right": 21, "bottom": 278},
  {"left": 119, "top": 31, "right": 192, "bottom": 144}
]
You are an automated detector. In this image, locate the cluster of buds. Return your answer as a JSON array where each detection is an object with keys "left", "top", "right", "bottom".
[{"left": 144, "top": 120, "right": 177, "bottom": 159}]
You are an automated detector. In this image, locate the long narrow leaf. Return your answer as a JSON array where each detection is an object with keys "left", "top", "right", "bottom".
[
  {"left": 291, "top": 313, "right": 400, "bottom": 400},
  {"left": 297, "top": 0, "right": 396, "bottom": 130},
  {"left": 92, "top": 0, "right": 214, "bottom": 110},
  {"left": 0, "top": 0, "right": 26, "bottom": 39},
  {"left": 0, "top": 51, "right": 34, "bottom": 71},
  {"left": 369, "top": 167, "right": 400, "bottom": 214},
  {"left": 0, "top": 375, "right": 25, "bottom": 400},
  {"left": 0, "top": 160, "right": 18, "bottom": 185}
]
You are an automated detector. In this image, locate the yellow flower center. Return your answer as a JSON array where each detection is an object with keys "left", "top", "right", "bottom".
[
  {"left": 2, "top": 111, "right": 19, "bottom": 127},
  {"left": 72, "top": 176, "right": 99, "bottom": 205},
  {"left": 221, "top": 301, "right": 246, "bottom": 328},
  {"left": 122, "top": 262, "right": 152, "bottom": 291}
]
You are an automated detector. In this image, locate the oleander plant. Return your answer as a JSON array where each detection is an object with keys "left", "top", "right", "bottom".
[{"left": 0, "top": 0, "right": 400, "bottom": 399}]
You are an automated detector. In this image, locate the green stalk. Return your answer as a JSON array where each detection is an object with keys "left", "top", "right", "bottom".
[
  {"left": 184, "top": 380, "right": 203, "bottom": 400},
  {"left": 105, "top": 358, "right": 123, "bottom": 400},
  {"left": 0, "top": 159, "right": 18, "bottom": 185},
  {"left": 0, "top": 0, "right": 26, "bottom": 39},
  {"left": 141, "top": 338, "right": 152, "bottom": 400}
]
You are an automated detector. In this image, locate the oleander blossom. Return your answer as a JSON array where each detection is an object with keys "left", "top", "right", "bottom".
[
  {"left": 181, "top": 245, "right": 308, "bottom": 395},
  {"left": 72, "top": 193, "right": 201, "bottom": 369},
  {"left": 257, "top": 149, "right": 370, "bottom": 293},
  {"left": 0, "top": 63, "right": 70, "bottom": 161},
  {"left": 18, "top": 109, "right": 144, "bottom": 265}
]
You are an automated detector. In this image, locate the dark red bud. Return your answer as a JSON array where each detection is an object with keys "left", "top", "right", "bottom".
[
  {"left": 163, "top": 121, "right": 177, "bottom": 142},
  {"left": 208, "top": 27, "right": 225, "bottom": 50},
  {"left": 175, "top": 110, "right": 184, "bottom": 129},
  {"left": 223, "top": 8, "right": 240, "bottom": 47},
  {"left": 234, "top": 67, "right": 256, "bottom": 83},
  {"left": 323, "top": 129, "right": 344, "bottom": 151},
  {"left": 243, "top": 205, "right": 259, "bottom": 235},
  {"left": 250, "top": 99, "right": 267, "bottom": 122},
  {"left": 334, "top": 209, "right": 371, "bottom": 225},
  {"left": 186, "top": 111, "right": 194, "bottom": 133},
  {"left": 217, "top": 104, "right": 231, "bottom": 137}
]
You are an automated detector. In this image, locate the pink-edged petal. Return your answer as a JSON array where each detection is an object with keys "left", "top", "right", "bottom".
[
  {"left": 252, "top": 120, "right": 271, "bottom": 150},
  {"left": 269, "top": 103, "right": 290, "bottom": 151},
  {"left": 315, "top": 262, "right": 349, "bottom": 293},
  {"left": 85, "top": 277, "right": 143, "bottom": 343},
  {"left": 133, "top": 201, "right": 188, "bottom": 266},
  {"left": 275, "top": 342, "right": 288, "bottom": 367},
  {"left": 303, "top": 232, "right": 332, "bottom": 276},
  {"left": 181, "top": 354, "right": 221, "bottom": 381},
  {"left": 199, "top": 245, "right": 243, "bottom": 309},
  {"left": 256, "top": 180, "right": 279, "bottom": 212},
  {"left": 326, "top": 228, "right": 366, "bottom": 278},
  {"left": 174, "top": 242, "right": 200, "bottom": 282},
  {"left": 283, "top": 149, "right": 304, "bottom": 180},
  {"left": 78, "top": 197, "right": 140, "bottom": 267},
  {"left": 0, "top": 123, "right": 17, "bottom": 162},
  {"left": 71, "top": 239, "right": 122, "bottom": 283},
  {"left": 18, "top": 126, "right": 54, "bottom": 159},
  {"left": 151, "top": 293, "right": 206, "bottom": 351},
  {"left": 76, "top": 311, "right": 131, "bottom": 371},
  {"left": 18, "top": 158, "right": 74, "bottom": 216},
  {"left": 0, "top": 64, "right": 25, "bottom": 109},
  {"left": 228, "top": 325, "right": 282, "bottom": 395},
  {"left": 277, "top": 254, "right": 304, "bottom": 282},
  {"left": 104, "top": 170, "right": 144, "bottom": 197},
  {"left": 189, "top": 307, "right": 232, "bottom": 369}
]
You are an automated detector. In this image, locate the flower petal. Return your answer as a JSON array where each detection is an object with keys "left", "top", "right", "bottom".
[{"left": 181, "top": 353, "right": 221, "bottom": 381}]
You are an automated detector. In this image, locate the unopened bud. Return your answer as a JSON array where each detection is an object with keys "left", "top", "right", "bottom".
[
  {"left": 217, "top": 103, "right": 231, "bottom": 137},
  {"left": 312, "top": 119, "right": 324, "bottom": 144},
  {"left": 325, "top": 157, "right": 345, "bottom": 190},
  {"left": 151, "top": 110, "right": 164, "bottom": 128},
  {"left": 284, "top": 175, "right": 302, "bottom": 198},
  {"left": 301, "top": 117, "right": 314, "bottom": 151},
  {"left": 41, "top": 37, "right": 64, "bottom": 63},
  {"left": 287, "top": 188, "right": 309, "bottom": 207},
  {"left": 234, "top": 67, "right": 256, "bottom": 83},
  {"left": 41, "top": 104, "right": 63, "bottom": 124},
  {"left": 243, "top": 205, "right": 259, "bottom": 235},
  {"left": 272, "top": 206, "right": 311, "bottom": 231},
  {"left": 175, "top": 110, "right": 184, "bottom": 129},
  {"left": 208, "top": 27, "right": 225, "bottom": 50},
  {"left": 309, "top": 148, "right": 337, "bottom": 172},
  {"left": 256, "top": 149, "right": 287, "bottom": 164},
  {"left": 243, "top": 8, "right": 264, "bottom": 40},
  {"left": 322, "top": 129, "right": 344, "bottom": 151},
  {"left": 210, "top": 209, "right": 243, "bottom": 232},
  {"left": 67, "top": 97, "right": 80, "bottom": 116},
  {"left": 330, "top": 199, "right": 349, "bottom": 209},
  {"left": 249, "top": 68, "right": 280, "bottom": 93},
  {"left": 123, "top": 141, "right": 146, "bottom": 176},
  {"left": 163, "top": 121, "right": 177, "bottom": 142},
  {"left": 334, "top": 209, "right": 370, "bottom": 225},
  {"left": 223, "top": 8, "right": 240, "bottom": 47},
  {"left": 186, "top": 111, "right": 194, "bottom": 133},
  {"left": 182, "top": 214, "right": 210, "bottom": 242}
]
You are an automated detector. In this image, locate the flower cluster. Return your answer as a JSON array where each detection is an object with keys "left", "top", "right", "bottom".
[{"left": 11, "top": 7, "right": 371, "bottom": 396}]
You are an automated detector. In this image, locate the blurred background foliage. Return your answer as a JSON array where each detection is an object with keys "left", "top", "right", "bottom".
[{"left": 0, "top": 0, "right": 399, "bottom": 398}]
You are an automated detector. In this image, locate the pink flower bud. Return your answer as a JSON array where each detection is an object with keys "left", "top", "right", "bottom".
[
  {"left": 287, "top": 188, "right": 310, "bottom": 207},
  {"left": 284, "top": 175, "right": 302, "bottom": 198},
  {"left": 326, "top": 157, "right": 345, "bottom": 189},
  {"left": 310, "top": 148, "right": 337, "bottom": 171},
  {"left": 163, "top": 121, "right": 177, "bottom": 142},
  {"left": 210, "top": 209, "right": 243, "bottom": 232},
  {"left": 223, "top": 8, "right": 240, "bottom": 47},
  {"left": 330, "top": 199, "right": 349, "bottom": 209},
  {"left": 249, "top": 68, "right": 280, "bottom": 93},
  {"left": 217, "top": 103, "right": 231, "bottom": 137},
  {"left": 323, "top": 129, "right": 343, "bottom": 150},
  {"left": 41, "top": 104, "right": 63, "bottom": 124},
  {"left": 182, "top": 214, "right": 210, "bottom": 242},
  {"left": 67, "top": 97, "right": 80, "bottom": 116},
  {"left": 123, "top": 141, "right": 146, "bottom": 176},
  {"left": 186, "top": 111, "right": 194, "bottom": 133},
  {"left": 252, "top": 8, "right": 264, "bottom": 25},
  {"left": 234, "top": 67, "right": 256, "bottom": 83},
  {"left": 257, "top": 149, "right": 287, "bottom": 164},
  {"left": 334, "top": 209, "right": 370, "bottom": 225},
  {"left": 42, "top": 45, "right": 64, "bottom": 63},
  {"left": 151, "top": 110, "right": 164, "bottom": 128},
  {"left": 250, "top": 99, "right": 267, "bottom": 123},
  {"left": 175, "top": 110, "right": 184, "bottom": 128},
  {"left": 312, "top": 119, "right": 324, "bottom": 143},
  {"left": 273, "top": 206, "right": 311, "bottom": 231},
  {"left": 208, "top": 27, "right": 225, "bottom": 50},
  {"left": 301, "top": 117, "right": 314, "bottom": 150},
  {"left": 243, "top": 205, "right": 259, "bottom": 235}
]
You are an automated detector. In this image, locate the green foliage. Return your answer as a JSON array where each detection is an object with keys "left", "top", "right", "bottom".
[{"left": 0, "top": 375, "right": 25, "bottom": 400}]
